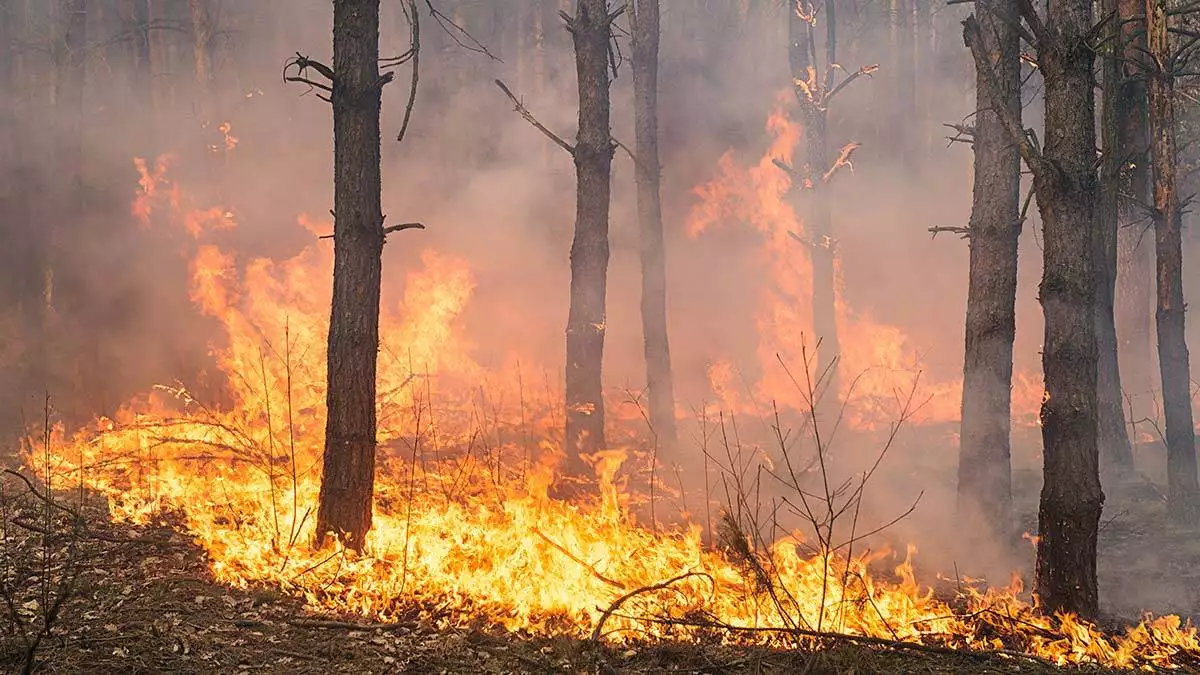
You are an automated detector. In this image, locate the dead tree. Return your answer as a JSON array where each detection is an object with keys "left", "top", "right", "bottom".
[
  {"left": 785, "top": 1, "right": 875, "bottom": 400},
  {"left": 631, "top": 0, "right": 678, "bottom": 452},
  {"left": 955, "top": 0, "right": 1021, "bottom": 553},
  {"left": 1096, "top": 0, "right": 1135, "bottom": 474},
  {"left": 286, "top": 0, "right": 421, "bottom": 551},
  {"left": 965, "top": 0, "right": 1104, "bottom": 618},
  {"left": 496, "top": 0, "right": 621, "bottom": 475},
  {"left": 1145, "top": 0, "right": 1200, "bottom": 521}
]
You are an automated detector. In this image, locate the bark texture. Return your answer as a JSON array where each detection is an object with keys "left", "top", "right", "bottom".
[
  {"left": 957, "top": 0, "right": 1020, "bottom": 549},
  {"left": 1146, "top": 0, "right": 1200, "bottom": 522},
  {"left": 563, "top": 0, "right": 614, "bottom": 467},
  {"left": 1114, "top": 0, "right": 1154, "bottom": 422},
  {"left": 316, "top": 0, "right": 386, "bottom": 551},
  {"left": 189, "top": 0, "right": 213, "bottom": 114},
  {"left": 788, "top": 0, "right": 839, "bottom": 397},
  {"left": 1031, "top": 0, "right": 1104, "bottom": 618},
  {"left": 631, "top": 0, "right": 678, "bottom": 452},
  {"left": 968, "top": 0, "right": 1105, "bottom": 618},
  {"left": 1096, "top": 0, "right": 1134, "bottom": 473}
]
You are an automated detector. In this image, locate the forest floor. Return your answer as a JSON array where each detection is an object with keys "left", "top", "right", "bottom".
[{"left": 0, "top": 469, "right": 1189, "bottom": 675}]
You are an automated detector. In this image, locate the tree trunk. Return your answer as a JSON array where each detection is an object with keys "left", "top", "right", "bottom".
[
  {"left": 1032, "top": 0, "right": 1104, "bottom": 618},
  {"left": 189, "top": 0, "right": 213, "bottom": 127},
  {"left": 316, "top": 0, "right": 386, "bottom": 551},
  {"left": 1096, "top": 0, "right": 1134, "bottom": 474},
  {"left": 631, "top": 0, "right": 678, "bottom": 453},
  {"left": 957, "top": 0, "right": 1021, "bottom": 551},
  {"left": 562, "top": 0, "right": 614, "bottom": 469},
  {"left": 1114, "top": 0, "right": 1154, "bottom": 435},
  {"left": 52, "top": 0, "right": 87, "bottom": 423},
  {"left": 1146, "top": 0, "right": 1200, "bottom": 522},
  {"left": 789, "top": 0, "right": 840, "bottom": 398}
]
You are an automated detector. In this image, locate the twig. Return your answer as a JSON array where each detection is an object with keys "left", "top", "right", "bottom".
[
  {"left": 494, "top": 79, "right": 575, "bottom": 155},
  {"left": 534, "top": 529, "right": 627, "bottom": 590},
  {"left": 590, "top": 572, "right": 707, "bottom": 642},
  {"left": 287, "top": 618, "right": 417, "bottom": 631}
]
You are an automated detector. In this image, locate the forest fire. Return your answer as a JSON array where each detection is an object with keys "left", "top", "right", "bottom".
[
  {"left": 686, "top": 99, "right": 1045, "bottom": 429},
  {"left": 14, "top": 142, "right": 1198, "bottom": 669}
]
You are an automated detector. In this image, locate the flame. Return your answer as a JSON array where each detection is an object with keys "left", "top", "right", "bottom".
[
  {"left": 16, "top": 149, "right": 1200, "bottom": 669},
  {"left": 685, "top": 95, "right": 1047, "bottom": 432}
]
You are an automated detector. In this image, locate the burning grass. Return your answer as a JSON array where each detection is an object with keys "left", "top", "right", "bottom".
[{"left": 8, "top": 114, "right": 1200, "bottom": 670}]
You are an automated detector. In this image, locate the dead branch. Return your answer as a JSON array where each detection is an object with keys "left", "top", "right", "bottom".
[
  {"left": 383, "top": 222, "right": 426, "bottom": 236},
  {"left": 393, "top": 0, "right": 420, "bottom": 143},
  {"left": 534, "top": 529, "right": 626, "bottom": 590},
  {"left": 287, "top": 618, "right": 418, "bottom": 631},
  {"left": 929, "top": 225, "right": 972, "bottom": 239},
  {"left": 821, "top": 142, "right": 860, "bottom": 182},
  {"left": 963, "top": 16, "right": 1047, "bottom": 174},
  {"left": 283, "top": 53, "right": 334, "bottom": 102},
  {"left": 825, "top": 63, "right": 879, "bottom": 103},
  {"left": 590, "top": 572, "right": 708, "bottom": 642},
  {"left": 494, "top": 79, "right": 575, "bottom": 155}
]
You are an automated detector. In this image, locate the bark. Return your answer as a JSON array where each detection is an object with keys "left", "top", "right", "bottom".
[
  {"left": 1114, "top": 0, "right": 1154, "bottom": 428},
  {"left": 1146, "top": 0, "right": 1200, "bottom": 522},
  {"left": 631, "top": 0, "right": 678, "bottom": 452},
  {"left": 956, "top": 0, "right": 1020, "bottom": 549},
  {"left": 968, "top": 0, "right": 1104, "bottom": 618},
  {"left": 316, "top": 0, "right": 387, "bottom": 551},
  {"left": 189, "top": 0, "right": 213, "bottom": 121},
  {"left": 788, "top": 0, "right": 840, "bottom": 398},
  {"left": 563, "top": 0, "right": 614, "bottom": 468},
  {"left": 1032, "top": 0, "right": 1104, "bottom": 618},
  {"left": 121, "top": 0, "right": 155, "bottom": 153},
  {"left": 1096, "top": 0, "right": 1134, "bottom": 473}
]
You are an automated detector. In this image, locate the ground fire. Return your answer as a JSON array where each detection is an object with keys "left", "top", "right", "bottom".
[{"left": 4, "top": 1, "right": 1200, "bottom": 673}]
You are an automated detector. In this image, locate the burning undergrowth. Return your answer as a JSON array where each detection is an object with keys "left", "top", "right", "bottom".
[{"left": 10, "top": 111, "right": 1200, "bottom": 670}]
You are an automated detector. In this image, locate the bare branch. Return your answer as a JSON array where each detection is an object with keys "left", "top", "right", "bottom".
[
  {"left": 825, "top": 63, "right": 879, "bottom": 103},
  {"left": 395, "top": 0, "right": 421, "bottom": 143},
  {"left": 963, "top": 16, "right": 1047, "bottom": 173},
  {"left": 494, "top": 79, "right": 575, "bottom": 155}
]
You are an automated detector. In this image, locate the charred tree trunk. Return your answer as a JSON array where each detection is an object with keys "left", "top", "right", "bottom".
[
  {"left": 316, "top": 0, "right": 388, "bottom": 551},
  {"left": 1031, "top": 0, "right": 1104, "bottom": 618},
  {"left": 789, "top": 0, "right": 840, "bottom": 398},
  {"left": 1146, "top": 0, "right": 1200, "bottom": 521},
  {"left": 562, "top": 0, "right": 615, "bottom": 469},
  {"left": 957, "top": 0, "right": 1021, "bottom": 550},
  {"left": 1096, "top": 0, "right": 1134, "bottom": 474},
  {"left": 966, "top": 0, "right": 1104, "bottom": 618},
  {"left": 631, "top": 0, "right": 678, "bottom": 452},
  {"left": 1114, "top": 0, "right": 1154, "bottom": 421}
]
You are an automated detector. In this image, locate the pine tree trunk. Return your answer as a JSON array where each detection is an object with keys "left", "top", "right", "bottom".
[
  {"left": 631, "top": 0, "right": 677, "bottom": 452},
  {"left": 563, "top": 0, "right": 614, "bottom": 468},
  {"left": 126, "top": 0, "right": 154, "bottom": 150},
  {"left": 1031, "top": 0, "right": 1104, "bottom": 618},
  {"left": 1115, "top": 0, "right": 1155, "bottom": 432},
  {"left": 789, "top": 0, "right": 839, "bottom": 397},
  {"left": 1146, "top": 0, "right": 1200, "bottom": 522},
  {"left": 1096, "top": 0, "right": 1134, "bottom": 474},
  {"left": 957, "top": 0, "right": 1020, "bottom": 550},
  {"left": 316, "top": 0, "right": 386, "bottom": 551}
]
